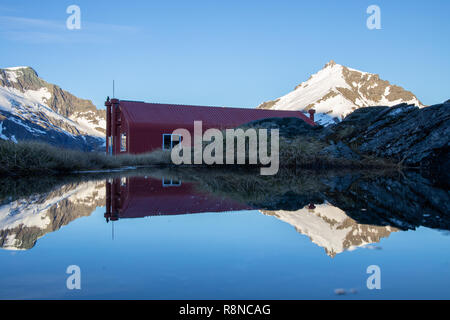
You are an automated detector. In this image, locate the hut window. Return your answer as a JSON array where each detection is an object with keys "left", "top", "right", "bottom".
[
  {"left": 172, "top": 134, "right": 181, "bottom": 148},
  {"left": 162, "top": 178, "right": 182, "bottom": 187},
  {"left": 120, "top": 133, "right": 127, "bottom": 152},
  {"left": 163, "top": 134, "right": 182, "bottom": 150},
  {"left": 163, "top": 134, "right": 172, "bottom": 150}
]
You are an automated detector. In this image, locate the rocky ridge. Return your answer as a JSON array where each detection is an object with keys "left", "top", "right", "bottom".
[{"left": 0, "top": 67, "right": 105, "bottom": 151}]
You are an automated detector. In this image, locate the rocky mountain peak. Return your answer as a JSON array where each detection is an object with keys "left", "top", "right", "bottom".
[
  {"left": 324, "top": 59, "right": 336, "bottom": 68},
  {"left": 258, "top": 61, "right": 425, "bottom": 126}
]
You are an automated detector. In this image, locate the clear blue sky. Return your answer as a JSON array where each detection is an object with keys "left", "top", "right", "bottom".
[{"left": 0, "top": 0, "right": 448, "bottom": 109}]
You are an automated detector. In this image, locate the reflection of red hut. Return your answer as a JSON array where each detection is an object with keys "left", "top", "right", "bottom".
[{"left": 104, "top": 177, "right": 251, "bottom": 222}]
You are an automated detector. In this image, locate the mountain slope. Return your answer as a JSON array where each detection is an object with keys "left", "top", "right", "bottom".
[
  {"left": 257, "top": 60, "right": 425, "bottom": 126},
  {"left": 0, "top": 67, "right": 105, "bottom": 151}
]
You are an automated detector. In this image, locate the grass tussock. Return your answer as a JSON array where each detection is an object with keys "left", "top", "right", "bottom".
[
  {"left": 278, "top": 136, "right": 397, "bottom": 169},
  {"left": 1, "top": 130, "right": 397, "bottom": 177},
  {"left": 0, "top": 140, "right": 171, "bottom": 175}
]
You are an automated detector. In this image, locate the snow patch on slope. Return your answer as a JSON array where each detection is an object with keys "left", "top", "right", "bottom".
[
  {"left": 0, "top": 85, "right": 102, "bottom": 138},
  {"left": 271, "top": 63, "right": 352, "bottom": 115}
]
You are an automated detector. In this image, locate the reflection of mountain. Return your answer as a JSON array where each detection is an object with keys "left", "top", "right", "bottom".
[
  {"left": 167, "top": 168, "right": 450, "bottom": 231},
  {"left": 0, "top": 181, "right": 105, "bottom": 250},
  {"left": 1, "top": 169, "right": 448, "bottom": 257},
  {"left": 107, "top": 171, "right": 447, "bottom": 258},
  {"left": 105, "top": 176, "right": 250, "bottom": 221},
  {"left": 262, "top": 203, "right": 398, "bottom": 257}
]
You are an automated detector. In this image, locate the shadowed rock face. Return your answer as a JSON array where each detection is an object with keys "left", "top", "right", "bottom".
[
  {"left": 250, "top": 100, "right": 450, "bottom": 169},
  {"left": 324, "top": 101, "right": 449, "bottom": 168},
  {"left": 0, "top": 67, "right": 105, "bottom": 123},
  {"left": 0, "top": 110, "right": 104, "bottom": 151}
]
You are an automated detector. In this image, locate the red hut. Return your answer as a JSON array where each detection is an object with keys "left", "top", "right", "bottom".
[{"left": 105, "top": 98, "right": 315, "bottom": 155}]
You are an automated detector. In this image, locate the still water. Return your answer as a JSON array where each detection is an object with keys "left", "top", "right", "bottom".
[{"left": 0, "top": 169, "right": 449, "bottom": 299}]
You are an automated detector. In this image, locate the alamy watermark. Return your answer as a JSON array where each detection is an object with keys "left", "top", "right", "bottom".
[
  {"left": 66, "top": 265, "right": 81, "bottom": 290},
  {"left": 366, "top": 5, "right": 381, "bottom": 30},
  {"left": 366, "top": 265, "right": 381, "bottom": 290},
  {"left": 170, "top": 121, "right": 279, "bottom": 175},
  {"left": 66, "top": 5, "right": 81, "bottom": 30}
]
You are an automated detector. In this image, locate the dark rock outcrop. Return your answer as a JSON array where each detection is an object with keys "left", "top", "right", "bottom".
[
  {"left": 325, "top": 101, "right": 450, "bottom": 168},
  {"left": 319, "top": 141, "right": 361, "bottom": 160},
  {"left": 246, "top": 101, "right": 449, "bottom": 169},
  {"left": 243, "top": 116, "right": 322, "bottom": 138}
]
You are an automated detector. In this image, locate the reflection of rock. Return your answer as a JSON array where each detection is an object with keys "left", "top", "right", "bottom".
[
  {"left": 0, "top": 181, "right": 104, "bottom": 250},
  {"left": 158, "top": 167, "right": 450, "bottom": 232},
  {"left": 324, "top": 172, "right": 450, "bottom": 231},
  {"left": 262, "top": 202, "right": 397, "bottom": 257}
]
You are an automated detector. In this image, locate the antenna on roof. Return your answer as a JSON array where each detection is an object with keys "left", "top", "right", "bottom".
[{"left": 113, "top": 80, "right": 115, "bottom": 98}]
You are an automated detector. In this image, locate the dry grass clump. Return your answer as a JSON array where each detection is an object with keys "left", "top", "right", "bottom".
[
  {"left": 0, "top": 140, "right": 171, "bottom": 175},
  {"left": 278, "top": 136, "right": 396, "bottom": 169}
]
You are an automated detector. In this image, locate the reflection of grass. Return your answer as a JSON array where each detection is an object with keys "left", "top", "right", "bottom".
[
  {"left": 0, "top": 141, "right": 171, "bottom": 175},
  {"left": 147, "top": 167, "right": 398, "bottom": 208},
  {"left": 1, "top": 164, "right": 401, "bottom": 215},
  {"left": 0, "top": 168, "right": 166, "bottom": 203}
]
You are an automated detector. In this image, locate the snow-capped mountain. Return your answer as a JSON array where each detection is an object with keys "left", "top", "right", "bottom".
[
  {"left": 262, "top": 202, "right": 398, "bottom": 257},
  {"left": 0, "top": 66, "right": 105, "bottom": 151},
  {"left": 257, "top": 60, "right": 425, "bottom": 126}
]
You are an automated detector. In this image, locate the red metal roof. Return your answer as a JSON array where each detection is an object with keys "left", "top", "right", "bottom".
[{"left": 119, "top": 100, "right": 315, "bottom": 127}]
